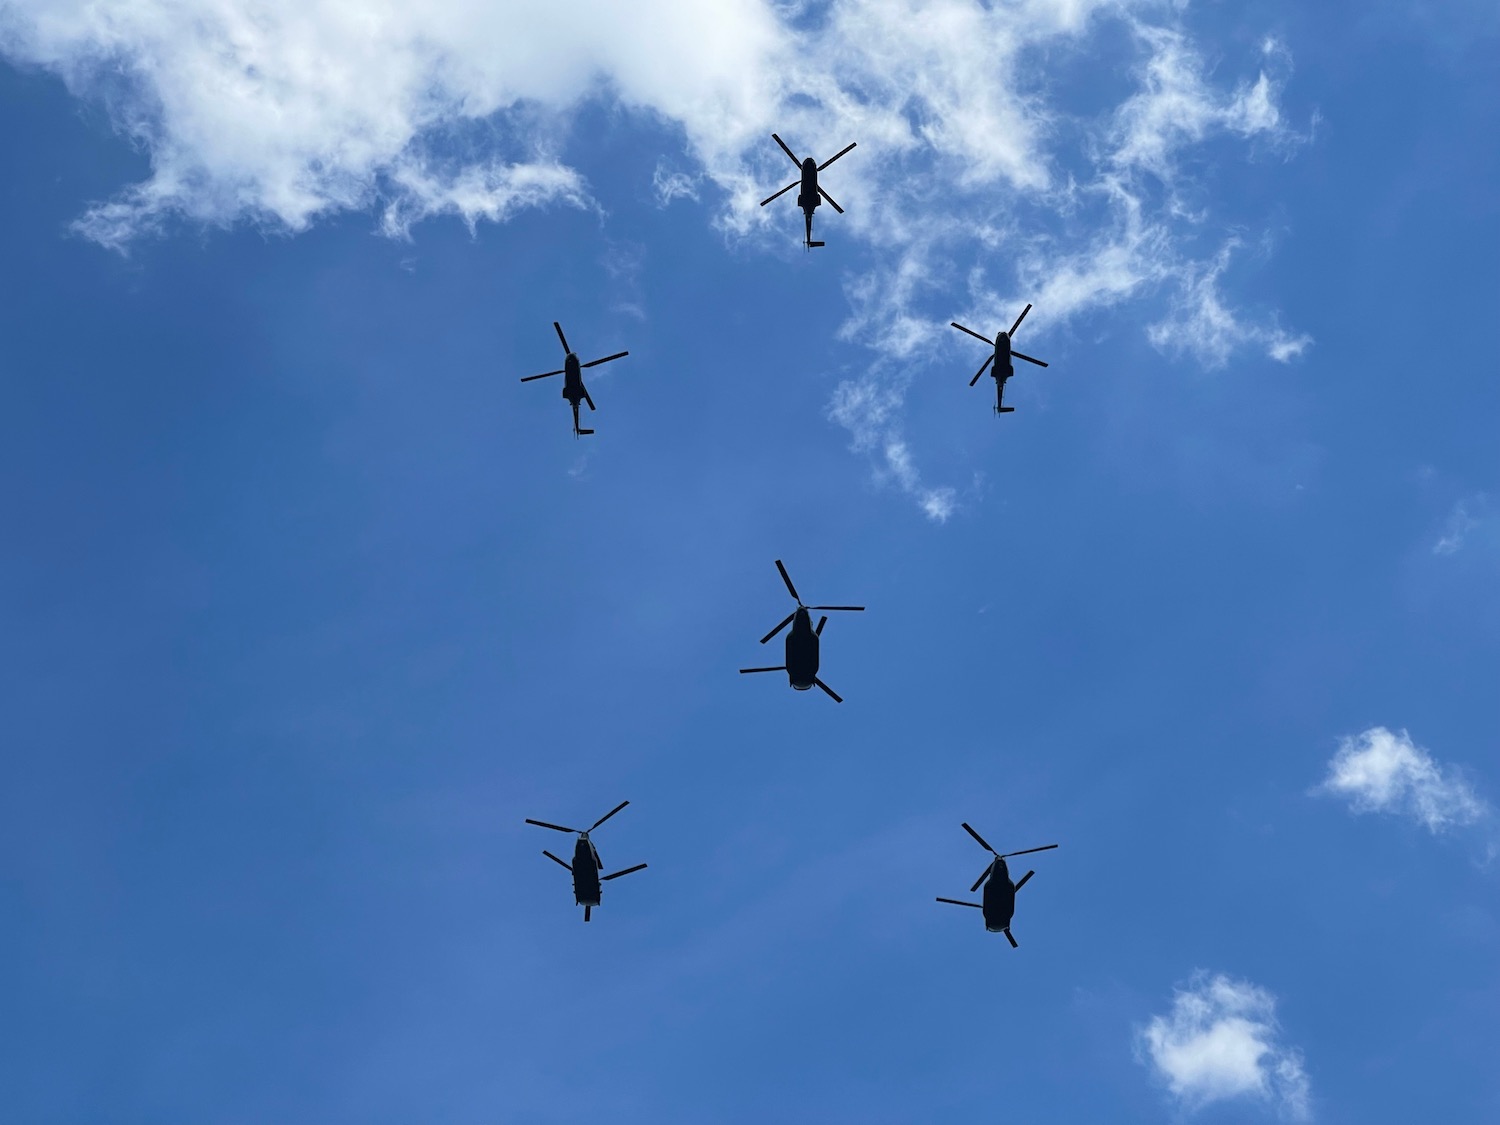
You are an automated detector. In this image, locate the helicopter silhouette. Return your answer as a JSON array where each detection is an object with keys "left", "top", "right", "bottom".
[
  {"left": 935, "top": 823, "right": 1057, "bottom": 946},
  {"left": 525, "top": 800, "right": 647, "bottom": 921},
  {"left": 758, "top": 134, "right": 857, "bottom": 249},
  {"left": 950, "top": 303, "right": 1050, "bottom": 415},
  {"left": 519, "top": 321, "right": 629, "bottom": 437},
  {"left": 739, "top": 559, "right": 864, "bottom": 702}
]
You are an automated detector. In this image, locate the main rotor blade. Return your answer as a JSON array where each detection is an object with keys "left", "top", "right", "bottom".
[
  {"left": 582, "top": 350, "right": 629, "bottom": 368},
  {"left": 542, "top": 849, "right": 573, "bottom": 872},
  {"left": 936, "top": 897, "right": 982, "bottom": 909},
  {"left": 526, "top": 818, "right": 580, "bottom": 834},
  {"left": 817, "top": 187, "right": 844, "bottom": 214},
  {"left": 951, "top": 321, "right": 994, "bottom": 346},
  {"left": 1012, "top": 350, "right": 1048, "bottom": 368},
  {"left": 1000, "top": 844, "right": 1059, "bottom": 858},
  {"left": 582, "top": 388, "right": 596, "bottom": 411},
  {"left": 521, "top": 369, "right": 564, "bottom": 382},
  {"left": 818, "top": 141, "right": 857, "bottom": 171},
  {"left": 601, "top": 862, "right": 647, "bottom": 881},
  {"left": 1008, "top": 303, "right": 1032, "bottom": 337},
  {"left": 807, "top": 605, "right": 864, "bottom": 612},
  {"left": 970, "top": 861, "right": 996, "bottom": 893},
  {"left": 1004, "top": 928, "right": 1019, "bottom": 948},
  {"left": 583, "top": 904, "right": 591, "bottom": 922},
  {"left": 961, "top": 822, "right": 998, "bottom": 854},
  {"left": 553, "top": 321, "right": 571, "bottom": 354},
  {"left": 815, "top": 615, "right": 827, "bottom": 636},
  {"left": 590, "top": 800, "right": 630, "bottom": 832},
  {"left": 771, "top": 133, "right": 801, "bottom": 167},
  {"left": 739, "top": 666, "right": 786, "bottom": 674},
  {"left": 759, "top": 611, "right": 797, "bottom": 645},
  {"left": 813, "top": 677, "right": 843, "bottom": 703},
  {"left": 759, "top": 179, "right": 798, "bottom": 207},
  {"left": 970, "top": 354, "right": 995, "bottom": 387},
  {"left": 774, "top": 559, "right": 801, "bottom": 604},
  {"left": 1013, "top": 869, "right": 1035, "bottom": 891}
]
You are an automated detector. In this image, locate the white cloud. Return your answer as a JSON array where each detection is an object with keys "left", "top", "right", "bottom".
[
  {"left": 1146, "top": 239, "right": 1313, "bottom": 367},
  {"left": 652, "top": 163, "right": 700, "bottom": 207},
  {"left": 827, "top": 365, "right": 958, "bottom": 523},
  {"left": 1137, "top": 971, "right": 1311, "bottom": 1120},
  {"left": 0, "top": 0, "right": 1311, "bottom": 516},
  {"left": 1314, "top": 727, "right": 1490, "bottom": 834},
  {"left": 1432, "top": 494, "right": 1491, "bottom": 556},
  {"left": 1108, "top": 27, "right": 1291, "bottom": 182},
  {"left": 0, "top": 0, "right": 786, "bottom": 246}
]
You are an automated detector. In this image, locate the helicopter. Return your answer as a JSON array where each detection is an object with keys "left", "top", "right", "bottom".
[
  {"left": 519, "top": 321, "right": 629, "bottom": 437},
  {"left": 739, "top": 559, "right": 864, "bottom": 702},
  {"left": 758, "top": 133, "right": 857, "bottom": 249},
  {"left": 524, "top": 800, "right": 647, "bottom": 922},
  {"left": 935, "top": 823, "right": 1057, "bottom": 946},
  {"left": 950, "top": 303, "right": 1050, "bottom": 415}
]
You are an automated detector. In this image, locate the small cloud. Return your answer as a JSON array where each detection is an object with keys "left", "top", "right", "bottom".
[
  {"left": 1146, "top": 240, "right": 1312, "bottom": 367},
  {"left": 1137, "top": 971, "right": 1311, "bottom": 1120},
  {"left": 1312, "top": 727, "right": 1490, "bottom": 834},
  {"left": 652, "top": 163, "right": 701, "bottom": 207},
  {"left": 828, "top": 370, "right": 958, "bottom": 523},
  {"left": 1432, "top": 494, "right": 1490, "bottom": 556}
]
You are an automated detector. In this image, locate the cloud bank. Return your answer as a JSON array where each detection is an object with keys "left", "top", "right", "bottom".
[
  {"left": 0, "top": 0, "right": 1311, "bottom": 516},
  {"left": 1314, "top": 726, "right": 1490, "bottom": 835},
  {"left": 1137, "top": 971, "right": 1311, "bottom": 1120}
]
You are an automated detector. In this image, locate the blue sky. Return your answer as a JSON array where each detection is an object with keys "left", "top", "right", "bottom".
[{"left": 1, "top": 0, "right": 1497, "bottom": 1121}]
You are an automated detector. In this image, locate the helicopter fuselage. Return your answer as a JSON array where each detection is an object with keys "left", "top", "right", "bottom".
[
  {"left": 562, "top": 353, "right": 586, "bottom": 403},
  {"left": 990, "top": 332, "right": 1016, "bottom": 412},
  {"left": 784, "top": 606, "right": 820, "bottom": 690},
  {"left": 796, "top": 157, "right": 820, "bottom": 213},
  {"left": 561, "top": 353, "right": 596, "bottom": 436},
  {"left": 992, "top": 332, "right": 1015, "bottom": 379},
  {"left": 981, "top": 857, "right": 1018, "bottom": 933},
  {"left": 570, "top": 834, "right": 603, "bottom": 906}
]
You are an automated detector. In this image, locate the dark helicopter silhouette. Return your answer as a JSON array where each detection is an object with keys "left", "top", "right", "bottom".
[
  {"left": 758, "top": 134, "right": 857, "bottom": 249},
  {"left": 950, "top": 303, "right": 1050, "bottom": 415},
  {"left": 739, "top": 559, "right": 864, "bottom": 702},
  {"left": 519, "top": 321, "right": 629, "bottom": 437},
  {"left": 525, "top": 800, "right": 647, "bottom": 922},
  {"left": 935, "top": 823, "right": 1057, "bottom": 946}
]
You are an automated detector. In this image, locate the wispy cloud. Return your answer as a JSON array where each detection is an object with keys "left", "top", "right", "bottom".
[
  {"left": 652, "top": 163, "right": 701, "bottom": 207},
  {"left": 1108, "top": 31, "right": 1297, "bottom": 183},
  {"left": 1137, "top": 971, "right": 1311, "bottom": 1120},
  {"left": 1313, "top": 726, "right": 1491, "bottom": 835},
  {"left": 1432, "top": 493, "right": 1492, "bottom": 556},
  {"left": 0, "top": 0, "right": 1311, "bottom": 516},
  {"left": 827, "top": 362, "right": 958, "bottom": 523},
  {"left": 1146, "top": 239, "right": 1313, "bottom": 367}
]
